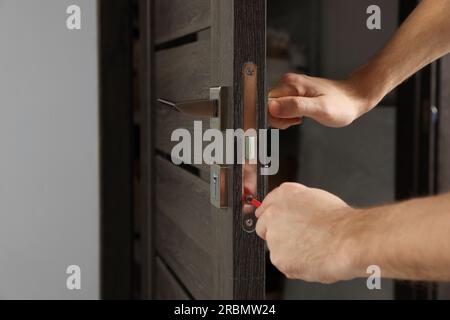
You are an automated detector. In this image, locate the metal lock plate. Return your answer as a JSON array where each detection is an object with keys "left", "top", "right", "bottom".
[
  {"left": 210, "top": 164, "right": 228, "bottom": 209},
  {"left": 242, "top": 62, "right": 258, "bottom": 233}
]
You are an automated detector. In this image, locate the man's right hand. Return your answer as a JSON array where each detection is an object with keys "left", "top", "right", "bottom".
[{"left": 268, "top": 73, "right": 378, "bottom": 129}]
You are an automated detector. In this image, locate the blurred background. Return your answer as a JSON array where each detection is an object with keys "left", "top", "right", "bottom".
[{"left": 266, "top": 0, "right": 398, "bottom": 300}]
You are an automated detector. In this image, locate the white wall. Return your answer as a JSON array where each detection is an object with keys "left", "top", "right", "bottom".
[{"left": 0, "top": 0, "right": 99, "bottom": 299}]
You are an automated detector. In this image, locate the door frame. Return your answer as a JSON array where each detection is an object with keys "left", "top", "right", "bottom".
[
  {"left": 99, "top": 0, "right": 135, "bottom": 299},
  {"left": 139, "top": 0, "right": 155, "bottom": 299}
]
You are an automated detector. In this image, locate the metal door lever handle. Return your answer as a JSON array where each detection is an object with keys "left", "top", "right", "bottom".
[
  {"left": 157, "top": 87, "right": 229, "bottom": 131},
  {"left": 157, "top": 98, "right": 218, "bottom": 118}
]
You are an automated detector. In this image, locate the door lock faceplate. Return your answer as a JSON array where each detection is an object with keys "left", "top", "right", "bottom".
[{"left": 210, "top": 164, "right": 228, "bottom": 209}]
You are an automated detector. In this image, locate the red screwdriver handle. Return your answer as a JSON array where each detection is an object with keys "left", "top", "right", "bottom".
[{"left": 245, "top": 195, "right": 262, "bottom": 208}]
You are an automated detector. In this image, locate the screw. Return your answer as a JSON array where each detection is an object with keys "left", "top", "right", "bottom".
[
  {"left": 245, "top": 218, "right": 254, "bottom": 228},
  {"left": 246, "top": 67, "right": 255, "bottom": 76}
]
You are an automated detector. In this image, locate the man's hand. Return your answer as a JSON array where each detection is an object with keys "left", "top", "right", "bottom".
[
  {"left": 256, "top": 183, "right": 450, "bottom": 283},
  {"left": 268, "top": 0, "right": 450, "bottom": 130},
  {"left": 255, "top": 183, "right": 360, "bottom": 284},
  {"left": 268, "top": 73, "right": 377, "bottom": 129}
]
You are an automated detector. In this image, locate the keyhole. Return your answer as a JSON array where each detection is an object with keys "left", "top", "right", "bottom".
[{"left": 213, "top": 174, "right": 218, "bottom": 199}]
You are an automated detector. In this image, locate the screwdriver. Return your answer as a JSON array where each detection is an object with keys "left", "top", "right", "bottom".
[{"left": 245, "top": 194, "right": 262, "bottom": 208}]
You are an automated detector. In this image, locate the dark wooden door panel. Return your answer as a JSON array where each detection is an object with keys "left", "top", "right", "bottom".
[
  {"left": 155, "top": 105, "right": 210, "bottom": 181},
  {"left": 155, "top": 156, "right": 215, "bottom": 299},
  {"left": 230, "top": 0, "right": 267, "bottom": 299},
  {"left": 154, "top": 38, "right": 212, "bottom": 180},
  {"left": 157, "top": 213, "right": 214, "bottom": 299},
  {"left": 144, "top": 0, "right": 267, "bottom": 300},
  {"left": 155, "top": 0, "right": 210, "bottom": 44},
  {"left": 155, "top": 156, "right": 213, "bottom": 250},
  {"left": 155, "top": 257, "right": 191, "bottom": 300},
  {"left": 156, "top": 39, "right": 211, "bottom": 102}
]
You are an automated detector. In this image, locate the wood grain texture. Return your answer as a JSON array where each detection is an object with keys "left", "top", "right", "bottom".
[
  {"left": 155, "top": 156, "right": 214, "bottom": 299},
  {"left": 150, "top": 0, "right": 267, "bottom": 300},
  {"left": 99, "top": 0, "right": 133, "bottom": 300},
  {"left": 210, "top": 0, "right": 234, "bottom": 299},
  {"left": 154, "top": 38, "right": 212, "bottom": 182},
  {"left": 155, "top": 257, "right": 191, "bottom": 300},
  {"left": 155, "top": 104, "right": 210, "bottom": 181},
  {"left": 156, "top": 213, "right": 214, "bottom": 299},
  {"left": 155, "top": 0, "right": 210, "bottom": 45},
  {"left": 209, "top": 0, "right": 267, "bottom": 300},
  {"left": 231, "top": 0, "right": 267, "bottom": 300},
  {"left": 155, "top": 156, "right": 213, "bottom": 251},
  {"left": 156, "top": 39, "right": 211, "bottom": 102}
]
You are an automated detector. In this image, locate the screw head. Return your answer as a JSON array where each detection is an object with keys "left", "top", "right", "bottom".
[{"left": 245, "top": 218, "right": 254, "bottom": 228}]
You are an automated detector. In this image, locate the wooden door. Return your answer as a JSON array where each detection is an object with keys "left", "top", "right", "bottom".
[{"left": 140, "top": 0, "right": 267, "bottom": 300}]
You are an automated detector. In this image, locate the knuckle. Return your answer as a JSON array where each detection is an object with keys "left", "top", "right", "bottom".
[
  {"left": 318, "top": 101, "right": 332, "bottom": 119},
  {"left": 279, "top": 182, "right": 292, "bottom": 191},
  {"left": 279, "top": 182, "right": 302, "bottom": 194},
  {"left": 281, "top": 73, "right": 299, "bottom": 84},
  {"left": 310, "top": 96, "right": 324, "bottom": 112}
]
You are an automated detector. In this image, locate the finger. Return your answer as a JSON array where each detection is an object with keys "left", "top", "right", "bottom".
[
  {"left": 255, "top": 185, "right": 282, "bottom": 217},
  {"left": 269, "top": 97, "right": 322, "bottom": 119},
  {"left": 269, "top": 74, "right": 310, "bottom": 98},
  {"left": 255, "top": 200, "right": 270, "bottom": 218},
  {"left": 255, "top": 205, "right": 264, "bottom": 218},
  {"left": 268, "top": 114, "right": 302, "bottom": 129},
  {"left": 269, "top": 83, "right": 299, "bottom": 98},
  {"left": 255, "top": 215, "right": 268, "bottom": 240}
]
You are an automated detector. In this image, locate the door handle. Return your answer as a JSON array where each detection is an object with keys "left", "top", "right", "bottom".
[
  {"left": 158, "top": 87, "right": 230, "bottom": 209},
  {"left": 157, "top": 87, "right": 229, "bottom": 131},
  {"left": 156, "top": 98, "right": 217, "bottom": 118}
]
